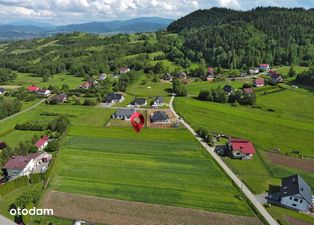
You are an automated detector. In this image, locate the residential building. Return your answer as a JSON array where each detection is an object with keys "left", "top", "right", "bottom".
[
  {"left": 35, "top": 136, "right": 49, "bottom": 151},
  {"left": 98, "top": 73, "right": 107, "bottom": 81},
  {"left": 227, "top": 139, "right": 256, "bottom": 159},
  {"left": 27, "top": 85, "right": 40, "bottom": 92},
  {"left": 128, "top": 98, "right": 147, "bottom": 107},
  {"left": 223, "top": 85, "right": 234, "bottom": 94},
  {"left": 51, "top": 93, "right": 68, "bottom": 103},
  {"left": 243, "top": 88, "right": 254, "bottom": 95},
  {"left": 207, "top": 67, "right": 214, "bottom": 75},
  {"left": 37, "top": 89, "right": 51, "bottom": 97},
  {"left": 174, "top": 72, "right": 187, "bottom": 80},
  {"left": 120, "top": 67, "right": 130, "bottom": 74},
  {"left": 163, "top": 73, "right": 173, "bottom": 81},
  {"left": 105, "top": 93, "right": 124, "bottom": 103},
  {"left": 253, "top": 78, "right": 265, "bottom": 87},
  {"left": 80, "top": 82, "right": 92, "bottom": 89},
  {"left": 271, "top": 73, "right": 283, "bottom": 83},
  {"left": 0, "top": 87, "right": 5, "bottom": 95},
  {"left": 112, "top": 108, "right": 135, "bottom": 120},
  {"left": 150, "top": 111, "right": 170, "bottom": 123},
  {"left": 152, "top": 96, "right": 164, "bottom": 108},
  {"left": 259, "top": 63, "right": 270, "bottom": 71}
]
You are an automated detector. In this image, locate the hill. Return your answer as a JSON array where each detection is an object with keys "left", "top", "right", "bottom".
[{"left": 167, "top": 7, "right": 314, "bottom": 68}]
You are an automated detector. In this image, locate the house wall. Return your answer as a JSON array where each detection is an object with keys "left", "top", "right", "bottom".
[
  {"left": 6, "top": 159, "right": 35, "bottom": 177},
  {"left": 6, "top": 168, "right": 23, "bottom": 177},
  {"left": 38, "top": 141, "right": 48, "bottom": 151},
  {"left": 280, "top": 195, "right": 310, "bottom": 212}
]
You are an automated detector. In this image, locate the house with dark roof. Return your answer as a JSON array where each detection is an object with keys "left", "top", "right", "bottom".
[
  {"left": 227, "top": 139, "right": 256, "bottom": 159},
  {"left": 36, "top": 89, "right": 51, "bottom": 97},
  {"left": 163, "top": 73, "right": 173, "bottom": 81},
  {"left": 152, "top": 96, "right": 164, "bottom": 108},
  {"left": 174, "top": 72, "right": 187, "bottom": 80},
  {"left": 112, "top": 108, "right": 135, "bottom": 120},
  {"left": 51, "top": 93, "right": 68, "bottom": 103},
  {"left": 27, "top": 85, "right": 40, "bottom": 92},
  {"left": 105, "top": 93, "right": 124, "bottom": 104},
  {"left": 223, "top": 85, "right": 234, "bottom": 94},
  {"left": 128, "top": 98, "right": 147, "bottom": 107},
  {"left": 253, "top": 78, "right": 265, "bottom": 87},
  {"left": 2, "top": 152, "right": 52, "bottom": 177},
  {"left": 150, "top": 111, "right": 170, "bottom": 123},
  {"left": 35, "top": 136, "right": 49, "bottom": 151},
  {"left": 0, "top": 87, "right": 5, "bottom": 95},
  {"left": 268, "top": 175, "right": 313, "bottom": 212}
]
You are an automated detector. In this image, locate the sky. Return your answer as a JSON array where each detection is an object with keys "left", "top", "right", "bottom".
[{"left": 0, "top": 0, "right": 313, "bottom": 25}]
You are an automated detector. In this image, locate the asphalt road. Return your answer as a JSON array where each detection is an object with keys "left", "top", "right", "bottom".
[
  {"left": 169, "top": 95, "right": 279, "bottom": 225},
  {"left": 0, "top": 215, "right": 16, "bottom": 225}
]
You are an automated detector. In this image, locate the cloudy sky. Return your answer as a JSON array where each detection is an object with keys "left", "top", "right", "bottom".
[{"left": 0, "top": 0, "right": 313, "bottom": 25}]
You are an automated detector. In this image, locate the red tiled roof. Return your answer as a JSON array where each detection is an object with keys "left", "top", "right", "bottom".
[
  {"left": 243, "top": 88, "right": 254, "bottom": 94},
  {"left": 80, "top": 82, "right": 91, "bottom": 88},
  {"left": 207, "top": 67, "right": 214, "bottom": 73},
  {"left": 3, "top": 153, "right": 41, "bottom": 169},
  {"left": 27, "top": 86, "right": 40, "bottom": 92},
  {"left": 230, "top": 139, "right": 256, "bottom": 154},
  {"left": 35, "top": 136, "right": 49, "bottom": 149},
  {"left": 254, "top": 78, "right": 264, "bottom": 85},
  {"left": 260, "top": 64, "right": 269, "bottom": 67}
]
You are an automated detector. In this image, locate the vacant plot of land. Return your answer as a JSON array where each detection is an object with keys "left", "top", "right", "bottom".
[
  {"left": 50, "top": 127, "right": 253, "bottom": 216},
  {"left": 43, "top": 191, "right": 261, "bottom": 225},
  {"left": 266, "top": 152, "right": 314, "bottom": 173}
]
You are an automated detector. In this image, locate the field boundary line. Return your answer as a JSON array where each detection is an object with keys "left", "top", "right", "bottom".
[{"left": 170, "top": 95, "right": 279, "bottom": 225}]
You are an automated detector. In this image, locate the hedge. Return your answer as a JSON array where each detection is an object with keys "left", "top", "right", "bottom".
[{"left": 0, "top": 176, "right": 29, "bottom": 197}]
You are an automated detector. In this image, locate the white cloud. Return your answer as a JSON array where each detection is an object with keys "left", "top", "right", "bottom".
[{"left": 0, "top": 0, "right": 312, "bottom": 24}]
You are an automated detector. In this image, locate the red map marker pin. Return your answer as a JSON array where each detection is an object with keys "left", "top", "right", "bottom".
[{"left": 130, "top": 112, "right": 145, "bottom": 133}]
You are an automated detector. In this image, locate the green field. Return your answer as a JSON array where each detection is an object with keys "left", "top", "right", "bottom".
[
  {"left": 186, "top": 80, "right": 246, "bottom": 95},
  {"left": 50, "top": 126, "right": 253, "bottom": 216}
]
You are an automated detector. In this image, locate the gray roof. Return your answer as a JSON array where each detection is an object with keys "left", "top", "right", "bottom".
[
  {"left": 131, "top": 98, "right": 146, "bottom": 105},
  {"left": 115, "top": 108, "right": 135, "bottom": 117},
  {"left": 154, "top": 96, "right": 164, "bottom": 103},
  {"left": 151, "top": 111, "right": 169, "bottom": 122},
  {"left": 105, "top": 93, "right": 123, "bottom": 102},
  {"left": 0, "top": 88, "right": 5, "bottom": 92},
  {"left": 281, "top": 174, "right": 313, "bottom": 204}
]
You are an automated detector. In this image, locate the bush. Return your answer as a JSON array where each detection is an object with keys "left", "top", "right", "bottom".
[{"left": 83, "top": 98, "right": 97, "bottom": 106}]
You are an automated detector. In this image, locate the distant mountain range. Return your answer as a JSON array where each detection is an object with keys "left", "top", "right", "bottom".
[{"left": 0, "top": 17, "right": 173, "bottom": 40}]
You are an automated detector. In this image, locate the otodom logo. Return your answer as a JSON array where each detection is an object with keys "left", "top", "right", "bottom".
[{"left": 10, "top": 207, "right": 53, "bottom": 216}]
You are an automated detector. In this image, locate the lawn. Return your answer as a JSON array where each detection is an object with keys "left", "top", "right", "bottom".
[
  {"left": 50, "top": 126, "right": 254, "bottom": 216},
  {"left": 273, "top": 66, "right": 309, "bottom": 75},
  {"left": 30, "top": 216, "right": 74, "bottom": 225},
  {"left": 174, "top": 96, "right": 314, "bottom": 158}
]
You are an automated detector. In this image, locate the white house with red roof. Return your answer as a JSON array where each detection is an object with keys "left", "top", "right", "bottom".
[
  {"left": 228, "top": 139, "right": 256, "bottom": 159},
  {"left": 35, "top": 136, "right": 49, "bottom": 151},
  {"left": 259, "top": 64, "right": 270, "bottom": 71},
  {"left": 79, "top": 82, "right": 92, "bottom": 89},
  {"left": 27, "top": 85, "right": 40, "bottom": 92},
  {"left": 36, "top": 89, "right": 51, "bottom": 97}
]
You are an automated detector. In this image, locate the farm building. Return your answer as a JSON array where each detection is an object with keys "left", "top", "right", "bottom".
[
  {"left": 27, "top": 85, "right": 40, "bottom": 92},
  {"left": 163, "top": 73, "right": 173, "bottom": 81},
  {"left": 2, "top": 152, "right": 51, "bottom": 177},
  {"left": 259, "top": 63, "right": 270, "bottom": 71},
  {"left": 105, "top": 93, "right": 124, "bottom": 103},
  {"left": 268, "top": 175, "right": 313, "bottom": 212},
  {"left": 128, "top": 98, "right": 147, "bottom": 107},
  {"left": 242, "top": 87, "right": 254, "bottom": 95},
  {"left": 37, "top": 89, "right": 51, "bottom": 97},
  {"left": 120, "top": 67, "right": 130, "bottom": 74},
  {"left": 150, "top": 111, "right": 170, "bottom": 123},
  {"left": 0, "top": 141, "right": 7, "bottom": 149},
  {"left": 35, "top": 136, "right": 49, "bottom": 151},
  {"left": 152, "top": 96, "right": 164, "bottom": 108},
  {"left": 253, "top": 78, "right": 265, "bottom": 87},
  {"left": 50, "top": 93, "right": 68, "bottom": 103},
  {"left": 0, "top": 87, "right": 5, "bottom": 95},
  {"left": 112, "top": 108, "right": 135, "bottom": 120},
  {"left": 227, "top": 139, "right": 256, "bottom": 159}
]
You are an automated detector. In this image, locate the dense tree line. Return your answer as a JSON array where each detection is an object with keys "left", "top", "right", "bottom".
[
  {"left": 0, "top": 97, "right": 22, "bottom": 120},
  {"left": 168, "top": 7, "right": 314, "bottom": 69},
  {"left": 0, "top": 68, "right": 16, "bottom": 84},
  {"left": 296, "top": 67, "right": 314, "bottom": 86}
]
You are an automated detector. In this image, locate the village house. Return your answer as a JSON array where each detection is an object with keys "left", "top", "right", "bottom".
[
  {"left": 259, "top": 63, "right": 270, "bottom": 71},
  {"left": 223, "top": 85, "right": 234, "bottom": 95},
  {"left": 35, "top": 136, "right": 49, "bottom": 151},
  {"left": 105, "top": 93, "right": 124, "bottom": 103},
  {"left": 0, "top": 87, "right": 5, "bottom": 95},
  {"left": 0, "top": 141, "right": 7, "bottom": 149},
  {"left": 150, "top": 111, "right": 170, "bottom": 123},
  {"left": 205, "top": 75, "right": 214, "bottom": 81},
  {"left": 253, "top": 78, "right": 265, "bottom": 87},
  {"left": 271, "top": 73, "right": 283, "bottom": 83},
  {"left": 242, "top": 87, "right": 254, "bottom": 95},
  {"left": 268, "top": 175, "right": 313, "bottom": 212},
  {"left": 152, "top": 96, "right": 164, "bottom": 108},
  {"left": 227, "top": 139, "right": 256, "bottom": 159},
  {"left": 2, "top": 152, "right": 52, "bottom": 178},
  {"left": 249, "top": 68, "right": 260, "bottom": 74},
  {"left": 174, "top": 72, "right": 187, "bottom": 80},
  {"left": 112, "top": 108, "right": 135, "bottom": 120},
  {"left": 27, "top": 85, "right": 40, "bottom": 92},
  {"left": 120, "top": 67, "right": 130, "bottom": 74},
  {"left": 98, "top": 73, "right": 107, "bottom": 81},
  {"left": 36, "top": 89, "right": 51, "bottom": 97},
  {"left": 163, "top": 73, "right": 173, "bottom": 81},
  {"left": 207, "top": 67, "right": 214, "bottom": 75},
  {"left": 50, "top": 93, "right": 68, "bottom": 104},
  {"left": 128, "top": 98, "right": 147, "bottom": 107},
  {"left": 80, "top": 82, "right": 92, "bottom": 89}
]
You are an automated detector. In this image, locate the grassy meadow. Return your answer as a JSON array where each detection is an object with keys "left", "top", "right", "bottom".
[{"left": 50, "top": 126, "right": 254, "bottom": 216}]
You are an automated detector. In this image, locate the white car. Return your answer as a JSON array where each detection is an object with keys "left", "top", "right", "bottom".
[{"left": 74, "top": 221, "right": 87, "bottom": 225}]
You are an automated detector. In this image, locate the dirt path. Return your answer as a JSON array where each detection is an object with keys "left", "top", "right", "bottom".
[
  {"left": 42, "top": 191, "right": 262, "bottom": 225},
  {"left": 266, "top": 152, "right": 314, "bottom": 173}
]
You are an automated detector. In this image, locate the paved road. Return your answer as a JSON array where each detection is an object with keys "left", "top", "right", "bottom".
[
  {"left": 0, "top": 99, "right": 45, "bottom": 123},
  {"left": 169, "top": 95, "right": 279, "bottom": 225},
  {"left": 0, "top": 215, "right": 16, "bottom": 225}
]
